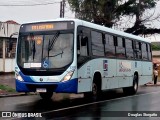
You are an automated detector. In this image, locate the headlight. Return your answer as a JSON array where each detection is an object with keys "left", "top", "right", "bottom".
[
  {"left": 61, "top": 71, "right": 74, "bottom": 82},
  {"left": 15, "top": 72, "right": 24, "bottom": 81}
]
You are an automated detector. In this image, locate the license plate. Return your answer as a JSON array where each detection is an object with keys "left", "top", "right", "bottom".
[{"left": 36, "top": 88, "right": 47, "bottom": 92}]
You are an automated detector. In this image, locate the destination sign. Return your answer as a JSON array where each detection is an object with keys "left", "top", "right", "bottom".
[
  {"left": 31, "top": 24, "right": 54, "bottom": 31},
  {"left": 20, "top": 21, "right": 74, "bottom": 32}
]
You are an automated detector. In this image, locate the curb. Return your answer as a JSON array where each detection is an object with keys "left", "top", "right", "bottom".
[
  {"left": 145, "top": 84, "right": 160, "bottom": 86},
  {"left": 0, "top": 93, "right": 37, "bottom": 98},
  {"left": 0, "top": 93, "right": 27, "bottom": 98}
]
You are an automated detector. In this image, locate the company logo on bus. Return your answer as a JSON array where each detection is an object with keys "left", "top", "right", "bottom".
[
  {"left": 103, "top": 60, "right": 108, "bottom": 71},
  {"left": 119, "top": 62, "right": 131, "bottom": 72},
  {"left": 40, "top": 78, "right": 43, "bottom": 82}
]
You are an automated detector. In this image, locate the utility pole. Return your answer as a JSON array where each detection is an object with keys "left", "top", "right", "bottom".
[{"left": 60, "top": 0, "right": 65, "bottom": 18}]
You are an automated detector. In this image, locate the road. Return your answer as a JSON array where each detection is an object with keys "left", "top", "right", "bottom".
[{"left": 1, "top": 85, "right": 160, "bottom": 120}]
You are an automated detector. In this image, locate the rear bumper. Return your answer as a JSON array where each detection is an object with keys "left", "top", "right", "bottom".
[{"left": 16, "top": 78, "right": 78, "bottom": 93}]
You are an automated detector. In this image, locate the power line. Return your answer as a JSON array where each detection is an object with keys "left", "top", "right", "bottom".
[{"left": 0, "top": 1, "right": 60, "bottom": 6}]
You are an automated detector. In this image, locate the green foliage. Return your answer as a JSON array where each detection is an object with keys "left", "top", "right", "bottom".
[
  {"left": 0, "top": 84, "right": 16, "bottom": 92},
  {"left": 68, "top": 0, "right": 120, "bottom": 27},
  {"left": 68, "top": 0, "right": 157, "bottom": 28},
  {"left": 152, "top": 44, "right": 160, "bottom": 50}
]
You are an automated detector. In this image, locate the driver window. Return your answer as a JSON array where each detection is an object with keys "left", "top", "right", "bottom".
[{"left": 77, "top": 27, "right": 90, "bottom": 56}]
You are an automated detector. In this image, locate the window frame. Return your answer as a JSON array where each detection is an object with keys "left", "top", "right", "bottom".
[
  {"left": 91, "top": 30, "right": 105, "bottom": 57},
  {"left": 76, "top": 25, "right": 152, "bottom": 62}
]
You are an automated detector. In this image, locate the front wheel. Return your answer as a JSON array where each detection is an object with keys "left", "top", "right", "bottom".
[
  {"left": 39, "top": 92, "right": 53, "bottom": 99},
  {"left": 91, "top": 81, "right": 101, "bottom": 100},
  {"left": 84, "top": 81, "right": 101, "bottom": 100}
]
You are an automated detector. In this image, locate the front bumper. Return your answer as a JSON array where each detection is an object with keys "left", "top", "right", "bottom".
[{"left": 16, "top": 78, "right": 78, "bottom": 93}]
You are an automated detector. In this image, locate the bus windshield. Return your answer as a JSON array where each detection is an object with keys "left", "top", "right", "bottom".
[{"left": 17, "top": 32, "right": 73, "bottom": 69}]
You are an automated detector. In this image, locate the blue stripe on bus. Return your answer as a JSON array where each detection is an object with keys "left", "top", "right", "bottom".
[
  {"left": 16, "top": 80, "right": 30, "bottom": 92},
  {"left": 19, "top": 71, "right": 34, "bottom": 82},
  {"left": 16, "top": 78, "right": 78, "bottom": 93},
  {"left": 55, "top": 78, "right": 78, "bottom": 93}
]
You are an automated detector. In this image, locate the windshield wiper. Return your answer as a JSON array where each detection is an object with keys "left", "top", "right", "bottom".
[
  {"left": 44, "top": 50, "right": 64, "bottom": 60},
  {"left": 47, "top": 32, "right": 59, "bottom": 59},
  {"left": 50, "top": 51, "right": 64, "bottom": 58},
  {"left": 48, "top": 32, "right": 59, "bottom": 51}
]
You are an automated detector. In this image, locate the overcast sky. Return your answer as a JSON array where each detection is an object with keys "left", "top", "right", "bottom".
[
  {"left": 0, "top": 0, "right": 160, "bottom": 41},
  {"left": 0, "top": 0, "right": 75, "bottom": 24}
]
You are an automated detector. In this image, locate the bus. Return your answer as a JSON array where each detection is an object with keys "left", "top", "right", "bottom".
[{"left": 15, "top": 19, "right": 152, "bottom": 99}]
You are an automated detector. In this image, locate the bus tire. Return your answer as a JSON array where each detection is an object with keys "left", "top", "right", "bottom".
[
  {"left": 130, "top": 74, "right": 138, "bottom": 94},
  {"left": 123, "top": 74, "right": 138, "bottom": 95},
  {"left": 91, "top": 75, "right": 102, "bottom": 100},
  {"left": 39, "top": 92, "right": 53, "bottom": 99}
]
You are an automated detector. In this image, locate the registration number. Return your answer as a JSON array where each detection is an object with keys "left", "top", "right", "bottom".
[{"left": 36, "top": 88, "right": 47, "bottom": 92}]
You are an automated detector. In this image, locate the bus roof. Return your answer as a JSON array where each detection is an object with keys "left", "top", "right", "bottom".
[{"left": 22, "top": 18, "right": 151, "bottom": 43}]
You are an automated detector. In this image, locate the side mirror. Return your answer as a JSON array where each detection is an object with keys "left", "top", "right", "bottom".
[
  {"left": 9, "top": 40, "right": 13, "bottom": 51},
  {"left": 9, "top": 32, "right": 18, "bottom": 51}
]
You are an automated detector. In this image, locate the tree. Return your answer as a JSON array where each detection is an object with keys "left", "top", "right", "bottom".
[
  {"left": 68, "top": 0, "right": 160, "bottom": 35},
  {"left": 68, "top": 0, "right": 120, "bottom": 27},
  {"left": 152, "top": 44, "right": 160, "bottom": 50}
]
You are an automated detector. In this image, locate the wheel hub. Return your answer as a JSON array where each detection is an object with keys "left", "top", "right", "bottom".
[
  {"left": 134, "top": 82, "right": 138, "bottom": 90},
  {"left": 92, "top": 83, "right": 97, "bottom": 95}
]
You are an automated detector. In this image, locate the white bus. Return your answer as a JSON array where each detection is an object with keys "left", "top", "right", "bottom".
[{"left": 15, "top": 19, "right": 152, "bottom": 99}]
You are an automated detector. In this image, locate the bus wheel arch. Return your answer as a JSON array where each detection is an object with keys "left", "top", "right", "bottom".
[
  {"left": 91, "top": 72, "right": 102, "bottom": 99},
  {"left": 123, "top": 72, "right": 139, "bottom": 95}
]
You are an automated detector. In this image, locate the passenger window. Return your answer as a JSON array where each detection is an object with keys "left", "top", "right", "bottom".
[
  {"left": 105, "top": 34, "right": 116, "bottom": 57},
  {"left": 142, "top": 43, "right": 148, "bottom": 60},
  {"left": 134, "top": 41, "right": 142, "bottom": 59},
  {"left": 116, "top": 37, "right": 126, "bottom": 58},
  {"left": 91, "top": 31, "right": 104, "bottom": 56},
  {"left": 126, "top": 39, "right": 134, "bottom": 59},
  {"left": 148, "top": 44, "right": 152, "bottom": 61}
]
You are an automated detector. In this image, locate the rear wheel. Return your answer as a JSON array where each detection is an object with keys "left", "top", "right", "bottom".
[
  {"left": 130, "top": 75, "right": 138, "bottom": 94},
  {"left": 39, "top": 92, "right": 53, "bottom": 99},
  {"left": 123, "top": 74, "right": 138, "bottom": 95}
]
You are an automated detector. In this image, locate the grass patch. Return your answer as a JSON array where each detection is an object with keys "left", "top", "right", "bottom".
[{"left": 0, "top": 84, "right": 16, "bottom": 92}]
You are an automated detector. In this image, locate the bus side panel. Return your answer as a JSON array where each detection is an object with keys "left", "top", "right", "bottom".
[
  {"left": 77, "top": 62, "right": 92, "bottom": 93},
  {"left": 139, "top": 61, "right": 152, "bottom": 85},
  {"left": 78, "top": 58, "right": 107, "bottom": 93},
  {"left": 102, "top": 59, "right": 118, "bottom": 90},
  {"left": 77, "top": 78, "right": 92, "bottom": 92},
  {"left": 116, "top": 60, "right": 132, "bottom": 88},
  {"left": 77, "top": 58, "right": 118, "bottom": 92}
]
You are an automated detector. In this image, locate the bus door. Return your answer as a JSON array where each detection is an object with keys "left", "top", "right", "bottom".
[{"left": 77, "top": 26, "right": 92, "bottom": 93}]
